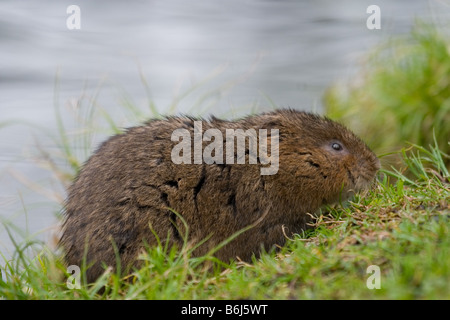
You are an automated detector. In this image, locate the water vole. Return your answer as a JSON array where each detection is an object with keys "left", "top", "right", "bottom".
[{"left": 60, "top": 109, "right": 380, "bottom": 281}]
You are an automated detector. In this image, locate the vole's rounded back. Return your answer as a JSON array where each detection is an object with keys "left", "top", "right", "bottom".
[{"left": 60, "top": 109, "right": 380, "bottom": 281}]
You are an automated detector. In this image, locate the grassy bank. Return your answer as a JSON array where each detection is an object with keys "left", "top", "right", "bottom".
[{"left": 0, "top": 141, "right": 448, "bottom": 299}]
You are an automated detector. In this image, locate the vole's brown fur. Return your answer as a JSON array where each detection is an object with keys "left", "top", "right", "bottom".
[{"left": 60, "top": 109, "right": 380, "bottom": 282}]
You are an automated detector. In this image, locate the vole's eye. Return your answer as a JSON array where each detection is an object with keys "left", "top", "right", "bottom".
[{"left": 331, "top": 142, "right": 343, "bottom": 151}]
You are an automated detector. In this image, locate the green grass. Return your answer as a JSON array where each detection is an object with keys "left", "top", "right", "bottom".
[{"left": 0, "top": 140, "right": 448, "bottom": 299}]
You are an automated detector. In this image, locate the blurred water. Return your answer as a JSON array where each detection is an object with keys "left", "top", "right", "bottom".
[{"left": 0, "top": 0, "right": 447, "bottom": 260}]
